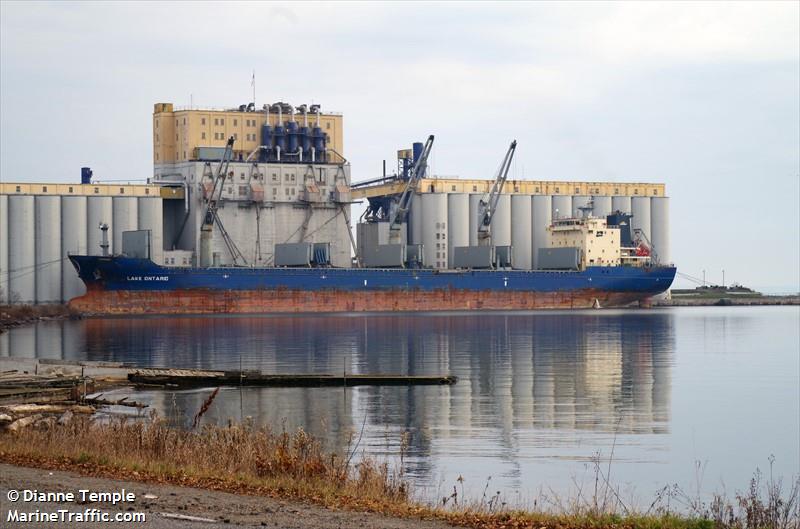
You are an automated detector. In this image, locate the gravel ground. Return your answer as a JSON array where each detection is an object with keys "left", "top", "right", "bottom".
[{"left": 0, "top": 463, "right": 453, "bottom": 529}]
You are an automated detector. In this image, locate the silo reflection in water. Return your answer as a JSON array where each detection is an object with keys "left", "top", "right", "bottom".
[{"left": 2, "top": 311, "right": 675, "bottom": 498}]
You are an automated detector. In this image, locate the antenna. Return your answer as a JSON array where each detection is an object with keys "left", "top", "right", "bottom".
[{"left": 251, "top": 70, "right": 256, "bottom": 109}]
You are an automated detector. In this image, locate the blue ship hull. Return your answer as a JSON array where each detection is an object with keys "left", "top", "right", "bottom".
[{"left": 68, "top": 256, "right": 676, "bottom": 314}]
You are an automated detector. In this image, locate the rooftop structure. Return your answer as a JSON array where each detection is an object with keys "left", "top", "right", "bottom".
[{"left": 153, "top": 102, "right": 344, "bottom": 164}]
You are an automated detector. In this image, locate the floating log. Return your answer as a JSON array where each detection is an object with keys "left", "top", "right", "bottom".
[{"left": 129, "top": 368, "right": 457, "bottom": 388}]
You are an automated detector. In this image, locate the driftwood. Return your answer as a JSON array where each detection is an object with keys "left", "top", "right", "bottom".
[
  {"left": 0, "top": 403, "right": 95, "bottom": 415},
  {"left": 83, "top": 396, "right": 147, "bottom": 409}
]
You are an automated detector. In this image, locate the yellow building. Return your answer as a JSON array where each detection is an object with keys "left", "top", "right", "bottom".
[{"left": 153, "top": 102, "right": 344, "bottom": 164}]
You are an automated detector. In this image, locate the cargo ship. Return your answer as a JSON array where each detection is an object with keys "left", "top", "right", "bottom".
[
  {"left": 67, "top": 256, "right": 674, "bottom": 314},
  {"left": 66, "top": 208, "right": 675, "bottom": 315}
]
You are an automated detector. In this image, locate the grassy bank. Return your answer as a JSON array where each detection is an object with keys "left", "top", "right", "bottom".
[
  {"left": 1, "top": 416, "right": 796, "bottom": 529},
  {"left": 0, "top": 304, "right": 78, "bottom": 332}
]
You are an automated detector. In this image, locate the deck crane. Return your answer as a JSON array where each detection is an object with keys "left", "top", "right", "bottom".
[
  {"left": 199, "top": 137, "right": 248, "bottom": 267},
  {"left": 477, "top": 140, "right": 517, "bottom": 246},
  {"left": 387, "top": 134, "right": 434, "bottom": 244}
]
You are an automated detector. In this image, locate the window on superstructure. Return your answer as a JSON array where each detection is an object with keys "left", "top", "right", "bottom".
[
  {"left": 575, "top": 187, "right": 580, "bottom": 194},
  {"left": 202, "top": 132, "right": 206, "bottom": 140},
  {"left": 473, "top": 185, "right": 477, "bottom": 192},
  {"left": 234, "top": 119, "right": 238, "bottom": 127},
  {"left": 183, "top": 118, "right": 186, "bottom": 125},
  {"left": 326, "top": 122, "right": 330, "bottom": 129},
  {"left": 220, "top": 118, "right": 225, "bottom": 126},
  {"left": 42, "top": 186, "right": 47, "bottom": 192},
  {"left": 120, "top": 188, "right": 125, "bottom": 194},
  {"left": 653, "top": 189, "right": 658, "bottom": 196},
  {"left": 451, "top": 185, "right": 456, "bottom": 191},
  {"left": 68, "top": 187, "right": 73, "bottom": 193},
  {"left": 202, "top": 118, "right": 206, "bottom": 125}
]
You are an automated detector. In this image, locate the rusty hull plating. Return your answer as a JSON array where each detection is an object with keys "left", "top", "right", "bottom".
[{"left": 69, "top": 286, "right": 649, "bottom": 315}]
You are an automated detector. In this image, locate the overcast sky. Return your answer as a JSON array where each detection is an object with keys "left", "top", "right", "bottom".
[{"left": 1, "top": 1, "right": 798, "bottom": 292}]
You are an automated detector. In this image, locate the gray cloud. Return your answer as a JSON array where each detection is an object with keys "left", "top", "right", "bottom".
[{"left": 1, "top": 1, "right": 797, "bottom": 291}]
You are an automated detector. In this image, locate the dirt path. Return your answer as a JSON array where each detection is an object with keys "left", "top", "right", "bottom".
[{"left": 0, "top": 463, "right": 454, "bottom": 529}]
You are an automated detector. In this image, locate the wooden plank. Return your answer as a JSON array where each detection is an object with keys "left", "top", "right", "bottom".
[{"left": 129, "top": 370, "right": 457, "bottom": 388}]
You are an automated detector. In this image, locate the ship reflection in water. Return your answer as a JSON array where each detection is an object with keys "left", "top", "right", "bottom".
[{"left": 1, "top": 310, "right": 675, "bottom": 497}]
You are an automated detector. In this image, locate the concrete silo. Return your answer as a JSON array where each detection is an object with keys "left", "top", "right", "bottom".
[
  {"left": 468, "top": 194, "right": 483, "bottom": 246},
  {"left": 112, "top": 197, "right": 138, "bottom": 255},
  {"left": 612, "top": 196, "right": 632, "bottom": 215},
  {"left": 408, "top": 194, "right": 423, "bottom": 246},
  {"left": 87, "top": 197, "right": 113, "bottom": 256},
  {"left": 492, "top": 194, "right": 511, "bottom": 247},
  {"left": 552, "top": 195, "right": 572, "bottom": 221},
  {"left": 138, "top": 197, "right": 164, "bottom": 263},
  {"left": 421, "top": 193, "right": 447, "bottom": 269},
  {"left": 8, "top": 195, "right": 35, "bottom": 304},
  {"left": 61, "top": 196, "right": 88, "bottom": 301},
  {"left": 35, "top": 196, "right": 62, "bottom": 303},
  {"left": 447, "top": 194, "right": 469, "bottom": 267},
  {"left": 650, "top": 197, "right": 670, "bottom": 265},
  {"left": 531, "top": 195, "right": 552, "bottom": 270},
  {"left": 631, "top": 196, "right": 652, "bottom": 242},
  {"left": 591, "top": 195, "right": 613, "bottom": 218},
  {"left": 511, "top": 195, "right": 532, "bottom": 269}
]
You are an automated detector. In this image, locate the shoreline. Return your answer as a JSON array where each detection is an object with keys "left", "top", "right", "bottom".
[
  {"left": 0, "top": 304, "right": 79, "bottom": 334},
  {"left": 1, "top": 407, "right": 795, "bottom": 529},
  {"left": 655, "top": 295, "right": 799, "bottom": 306}
]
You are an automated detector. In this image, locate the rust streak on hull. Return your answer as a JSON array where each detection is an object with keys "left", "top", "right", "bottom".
[{"left": 69, "top": 287, "right": 649, "bottom": 315}]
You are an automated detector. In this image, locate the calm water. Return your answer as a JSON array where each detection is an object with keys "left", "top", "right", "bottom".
[{"left": 2, "top": 306, "right": 798, "bottom": 504}]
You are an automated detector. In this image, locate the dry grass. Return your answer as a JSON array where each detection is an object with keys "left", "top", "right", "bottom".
[
  {"left": 0, "top": 414, "right": 411, "bottom": 513},
  {"left": 0, "top": 416, "right": 797, "bottom": 529},
  {"left": 0, "top": 303, "right": 78, "bottom": 331}
]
